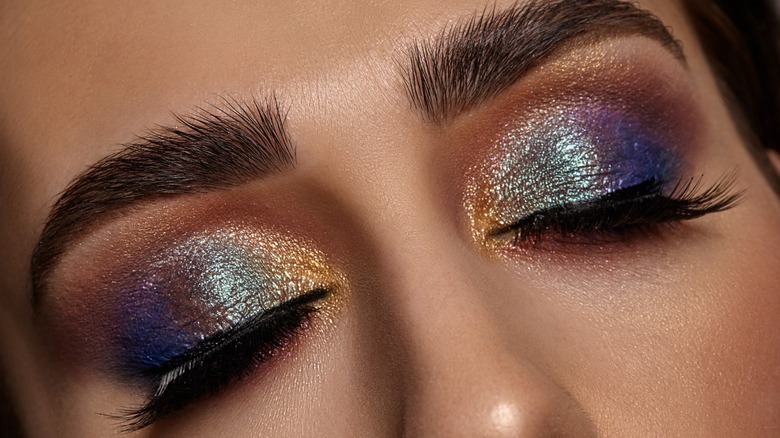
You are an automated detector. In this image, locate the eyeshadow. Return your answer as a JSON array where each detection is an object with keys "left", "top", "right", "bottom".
[
  {"left": 464, "top": 97, "right": 682, "bottom": 242},
  {"left": 109, "top": 225, "right": 341, "bottom": 374}
]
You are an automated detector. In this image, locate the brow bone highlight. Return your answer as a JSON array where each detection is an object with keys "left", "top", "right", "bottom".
[{"left": 403, "top": 0, "right": 685, "bottom": 123}]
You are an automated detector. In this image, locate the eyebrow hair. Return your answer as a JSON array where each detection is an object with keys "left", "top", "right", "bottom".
[
  {"left": 403, "top": 0, "right": 685, "bottom": 123},
  {"left": 31, "top": 97, "right": 295, "bottom": 305}
]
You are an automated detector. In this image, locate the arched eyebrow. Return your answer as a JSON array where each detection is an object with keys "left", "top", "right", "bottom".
[
  {"left": 402, "top": 0, "right": 685, "bottom": 123},
  {"left": 31, "top": 97, "right": 294, "bottom": 306}
]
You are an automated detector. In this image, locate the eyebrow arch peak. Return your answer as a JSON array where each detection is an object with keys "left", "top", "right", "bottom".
[
  {"left": 31, "top": 96, "right": 295, "bottom": 306},
  {"left": 403, "top": 0, "right": 685, "bottom": 123}
]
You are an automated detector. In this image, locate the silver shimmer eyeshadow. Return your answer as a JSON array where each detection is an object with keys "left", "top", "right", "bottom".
[
  {"left": 465, "top": 98, "right": 679, "bottom": 243},
  {"left": 113, "top": 225, "right": 341, "bottom": 371}
]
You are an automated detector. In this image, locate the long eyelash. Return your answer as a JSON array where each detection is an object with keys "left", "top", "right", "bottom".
[
  {"left": 115, "top": 288, "right": 328, "bottom": 432},
  {"left": 495, "top": 172, "right": 742, "bottom": 244}
]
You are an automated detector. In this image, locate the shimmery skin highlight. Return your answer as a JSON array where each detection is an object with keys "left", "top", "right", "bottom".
[
  {"left": 113, "top": 226, "right": 342, "bottom": 372},
  {"left": 465, "top": 98, "right": 679, "bottom": 245}
]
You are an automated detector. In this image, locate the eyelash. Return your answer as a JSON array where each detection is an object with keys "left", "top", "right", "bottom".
[
  {"left": 491, "top": 173, "right": 742, "bottom": 248},
  {"left": 118, "top": 288, "right": 328, "bottom": 432}
]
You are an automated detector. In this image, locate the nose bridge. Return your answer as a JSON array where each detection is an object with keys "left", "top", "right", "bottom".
[
  {"left": 304, "top": 80, "right": 595, "bottom": 434},
  {"left": 382, "top": 239, "right": 595, "bottom": 437}
]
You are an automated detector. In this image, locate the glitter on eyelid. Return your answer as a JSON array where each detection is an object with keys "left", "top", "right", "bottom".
[
  {"left": 113, "top": 226, "right": 342, "bottom": 371},
  {"left": 464, "top": 100, "right": 679, "bottom": 245}
]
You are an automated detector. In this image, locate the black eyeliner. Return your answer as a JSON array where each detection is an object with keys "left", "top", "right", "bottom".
[
  {"left": 496, "top": 174, "right": 742, "bottom": 245},
  {"left": 117, "top": 288, "right": 328, "bottom": 432}
]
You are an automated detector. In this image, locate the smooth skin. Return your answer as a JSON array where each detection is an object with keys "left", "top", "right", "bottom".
[{"left": 1, "top": 1, "right": 780, "bottom": 436}]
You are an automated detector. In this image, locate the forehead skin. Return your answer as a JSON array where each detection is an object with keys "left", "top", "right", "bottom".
[{"left": 2, "top": 0, "right": 780, "bottom": 436}]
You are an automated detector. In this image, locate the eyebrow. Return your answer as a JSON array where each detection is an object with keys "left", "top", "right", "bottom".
[
  {"left": 31, "top": 97, "right": 295, "bottom": 305},
  {"left": 403, "top": 0, "right": 685, "bottom": 123}
]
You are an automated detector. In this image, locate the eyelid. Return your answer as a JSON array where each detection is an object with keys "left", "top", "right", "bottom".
[{"left": 104, "top": 226, "right": 338, "bottom": 374}]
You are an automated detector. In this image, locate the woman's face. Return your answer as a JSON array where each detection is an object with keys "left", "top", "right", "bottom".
[{"left": 1, "top": 0, "right": 779, "bottom": 436}]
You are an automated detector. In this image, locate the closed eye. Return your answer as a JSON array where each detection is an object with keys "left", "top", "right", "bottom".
[
  {"left": 117, "top": 287, "right": 329, "bottom": 432},
  {"left": 493, "top": 174, "right": 742, "bottom": 248}
]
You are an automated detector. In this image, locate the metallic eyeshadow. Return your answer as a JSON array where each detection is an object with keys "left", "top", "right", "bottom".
[
  {"left": 464, "top": 98, "right": 680, "bottom": 244},
  {"left": 111, "top": 225, "right": 341, "bottom": 373}
]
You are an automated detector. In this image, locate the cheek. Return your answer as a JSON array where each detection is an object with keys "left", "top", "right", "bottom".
[
  {"left": 696, "top": 211, "right": 780, "bottom": 424},
  {"left": 481, "top": 203, "right": 780, "bottom": 434},
  {"left": 588, "top": 228, "right": 780, "bottom": 432}
]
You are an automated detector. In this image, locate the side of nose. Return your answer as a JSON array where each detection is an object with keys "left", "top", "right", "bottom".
[{"left": 392, "top": 261, "right": 596, "bottom": 437}]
